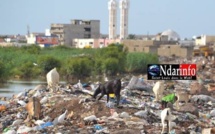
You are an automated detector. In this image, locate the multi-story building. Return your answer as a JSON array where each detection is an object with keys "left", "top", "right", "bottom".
[{"left": 50, "top": 19, "right": 100, "bottom": 47}]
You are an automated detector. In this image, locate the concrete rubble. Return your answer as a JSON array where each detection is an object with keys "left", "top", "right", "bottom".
[{"left": 0, "top": 56, "right": 215, "bottom": 134}]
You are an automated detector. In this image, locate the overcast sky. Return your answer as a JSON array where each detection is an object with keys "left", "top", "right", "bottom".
[{"left": 0, "top": 0, "right": 214, "bottom": 38}]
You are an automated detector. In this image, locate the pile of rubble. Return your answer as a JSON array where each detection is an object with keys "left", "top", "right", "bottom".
[{"left": 0, "top": 56, "right": 215, "bottom": 134}]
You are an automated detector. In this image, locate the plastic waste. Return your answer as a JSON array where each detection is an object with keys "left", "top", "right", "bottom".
[
  {"left": 125, "top": 76, "right": 152, "bottom": 91},
  {"left": 84, "top": 115, "right": 97, "bottom": 121},
  {"left": 53, "top": 110, "right": 68, "bottom": 125},
  {"left": 134, "top": 110, "right": 148, "bottom": 118},
  {"left": 17, "top": 126, "right": 32, "bottom": 133},
  {"left": 3, "top": 128, "right": 10, "bottom": 133},
  {"left": 94, "top": 124, "right": 103, "bottom": 130},
  {"left": 17, "top": 100, "right": 26, "bottom": 107},
  {"left": 119, "top": 112, "right": 129, "bottom": 118},
  {"left": 3, "top": 129, "right": 16, "bottom": 134},
  {"left": 185, "top": 113, "right": 197, "bottom": 120},
  {"left": 40, "top": 96, "right": 48, "bottom": 104},
  {"left": 12, "top": 119, "right": 23, "bottom": 126},
  {"left": 34, "top": 121, "right": 53, "bottom": 130},
  {"left": 120, "top": 98, "right": 130, "bottom": 104},
  {"left": 210, "top": 109, "right": 215, "bottom": 117},
  {"left": 106, "top": 101, "right": 115, "bottom": 108},
  {"left": 169, "top": 129, "right": 176, "bottom": 134}
]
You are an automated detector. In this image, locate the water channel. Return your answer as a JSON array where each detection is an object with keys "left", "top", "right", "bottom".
[{"left": 0, "top": 80, "right": 66, "bottom": 98}]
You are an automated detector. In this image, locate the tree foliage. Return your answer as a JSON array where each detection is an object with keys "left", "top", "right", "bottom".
[{"left": 38, "top": 56, "right": 61, "bottom": 74}]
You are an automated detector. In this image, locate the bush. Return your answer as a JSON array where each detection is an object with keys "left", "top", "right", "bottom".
[
  {"left": 38, "top": 56, "right": 61, "bottom": 74},
  {"left": 65, "top": 57, "right": 93, "bottom": 77},
  {"left": 0, "top": 60, "right": 9, "bottom": 82},
  {"left": 102, "top": 58, "right": 119, "bottom": 75},
  {"left": 125, "top": 52, "right": 159, "bottom": 73},
  {"left": 12, "top": 61, "right": 40, "bottom": 79},
  {"left": 20, "top": 45, "right": 41, "bottom": 54}
]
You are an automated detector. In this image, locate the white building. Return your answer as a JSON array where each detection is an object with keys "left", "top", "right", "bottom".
[
  {"left": 161, "top": 29, "right": 180, "bottom": 41},
  {"left": 119, "top": 0, "right": 129, "bottom": 39},
  {"left": 195, "top": 35, "right": 215, "bottom": 46},
  {"left": 108, "top": 0, "right": 117, "bottom": 39}
]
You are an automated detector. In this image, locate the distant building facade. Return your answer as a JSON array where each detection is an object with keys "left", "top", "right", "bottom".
[
  {"left": 195, "top": 35, "right": 215, "bottom": 46},
  {"left": 50, "top": 19, "right": 100, "bottom": 47},
  {"left": 26, "top": 32, "right": 45, "bottom": 44},
  {"left": 73, "top": 38, "right": 121, "bottom": 48}
]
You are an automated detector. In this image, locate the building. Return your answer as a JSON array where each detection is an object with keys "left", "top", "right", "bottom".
[
  {"left": 108, "top": 0, "right": 118, "bottom": 39},
  {"left": 160, "top": 29, "right": 180, "bottom": 41},
  {"left": 195, "top": 35, "right": 215, "bottom": 46},
  {"left": 26, "top": 29, "right": 59, "bottom": 47},
  {"left": 158, "top": 45, "right": 194, "bottom": 58},
  {"left": 50, "top": 19, "right": 100, "bottom": 46},
  {"left": 119, "top": 0, "right": 129, "bottom": 39},
  {"left": 73, "top": 38, "right": 121, "bottom": 48},
  {"left": 26, "top": 32, "right": 45, "bottom": 44}
]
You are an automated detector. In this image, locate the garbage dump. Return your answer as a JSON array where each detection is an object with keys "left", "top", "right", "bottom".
[{"left": 0, "top": 57, "right": 215, "bottom": 134}]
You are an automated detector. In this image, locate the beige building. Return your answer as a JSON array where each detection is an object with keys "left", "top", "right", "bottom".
[
  {"left": 157, "top": 45, "right": 194, "bottom": 58},
  {"left": 195, "top": 35, "right": 215, "bottom": 46},
  {"left": 122, "top": 39, "right": 193, "bottom": 58}
]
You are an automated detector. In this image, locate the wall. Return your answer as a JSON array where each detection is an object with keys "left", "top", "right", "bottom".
[
  {"left": 157, "top": 45, "right": 194, "bottom": 58},
  {"left": 73, "top": 38, "right": 121, "bottom": 48}
]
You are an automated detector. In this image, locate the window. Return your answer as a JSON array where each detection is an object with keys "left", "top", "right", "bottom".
[
  {"left": 113, "top": 24, "right": 115, "bottom": 27},
  {"left": 134, "top": 48, "right": 136, "bottom": 51},
  {"left": 89, "top": 42, "right": 93, "bottom": 44},
  {"left": 84, "top": 28, "right": 91, "bottom": 32},
  {"left": 100, "top": 42, "right": 103, "bottom": 44}
]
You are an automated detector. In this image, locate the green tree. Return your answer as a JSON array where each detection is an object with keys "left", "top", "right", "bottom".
[
  {"left": 65, "top": 57, "right": 93, "bottom": 77},
  {"left": 12, "top": 61, "right": 40, "bottom": 79},
  {"left": 102, "top": 58, "right": 119, "bottom": 75},
  {"left": 127, "top": 34, "right": 136, "bottom": 39},
  {"left": 38, "top": 56, "right": 61, "bottom": 74}
]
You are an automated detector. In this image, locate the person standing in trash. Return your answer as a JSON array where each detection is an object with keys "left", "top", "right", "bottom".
[{"left": 161, "top": 93, "right": 178, "bottom": 109}]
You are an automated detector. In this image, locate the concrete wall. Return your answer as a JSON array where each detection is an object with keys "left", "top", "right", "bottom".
[
  {"left": 157, "top": 45, "right": 193, "bottom": 58},
  {"left": 73, "top": 38, "right": 121, "bottom": 48}
]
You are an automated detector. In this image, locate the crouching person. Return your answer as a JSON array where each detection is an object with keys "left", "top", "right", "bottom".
[{"left": 161, "top": 93, "right": 178, "bottom": 109}]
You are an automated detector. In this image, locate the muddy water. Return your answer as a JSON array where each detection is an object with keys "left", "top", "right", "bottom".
[{"left": 0, "top": 80, "right": 65, "bottom": 98}]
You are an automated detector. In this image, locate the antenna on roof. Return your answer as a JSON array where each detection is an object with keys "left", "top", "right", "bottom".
[{"left": 27, "top": 25, "right": 30, "bottom": 36}]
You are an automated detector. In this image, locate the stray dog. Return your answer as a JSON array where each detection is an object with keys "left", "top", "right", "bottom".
[{"left": 93, "top": 79, "right": 121, "bottom": 106}]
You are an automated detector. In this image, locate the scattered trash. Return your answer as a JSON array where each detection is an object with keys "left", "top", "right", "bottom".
[{"left": 1, "top": 56, "right": 215, "bottom": 133}]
